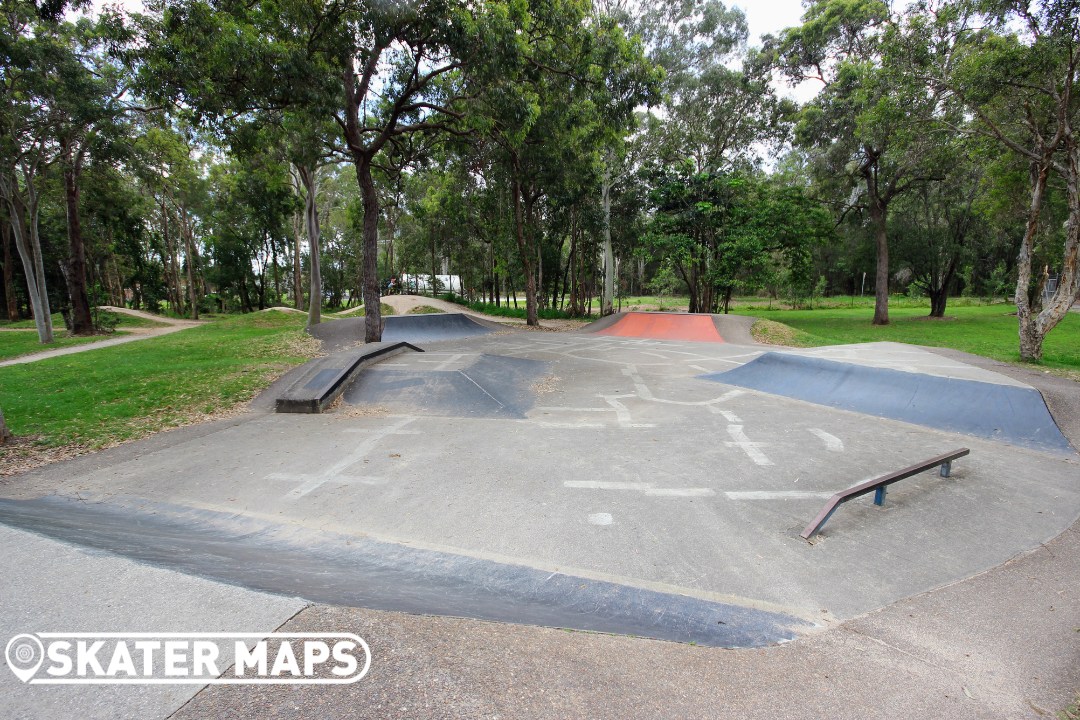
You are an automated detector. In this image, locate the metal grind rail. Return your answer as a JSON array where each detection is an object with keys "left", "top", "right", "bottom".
[{"left": 801, "top": 449, "right": 971, "bottom": 540}]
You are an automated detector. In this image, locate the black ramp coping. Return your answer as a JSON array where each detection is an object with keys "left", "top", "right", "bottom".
[
  {"left": 276, "top": 341, "right": 422, "bottom": 413},
  {"left": 705, "top": 352, "right": 1075, "bottom": 455},
  {"left": 381, "top": 313, "right": 501, "bottom": 343},
  {"left": 0, "top": 496, "right": 813, "bottom": 648}
]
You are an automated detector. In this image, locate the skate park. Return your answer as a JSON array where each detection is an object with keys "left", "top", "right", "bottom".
[{"left": 1, "top": 307, "right": 1078, "bottom": 718}]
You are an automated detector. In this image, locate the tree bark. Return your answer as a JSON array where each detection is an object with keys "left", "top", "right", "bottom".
[
  {"left": 355, "top": 156, "right": 382, "bottom": 342},
  {"left": 291, "top": 210, "right": 305, "bottom": 311},
  {"left": 297, "top": 165, "right": 322, "bottom": 327},
  {"left": 511, "top": 168, "right": 539, "bottom": 326},
  {"left": 2, "top": 217, "right": 18, "bottom": 321},
  {"left": 868, "top": 196, "right": 890, "bottom": 326},
  {"left": 601, "top": 163, "right": 614, "bottom": 316},
  {"left": 1016, "top": 160, "right": 1052, "bottom": 361},
  {"left": 1, "top": 173, "right": 53, "bottom": 343},
  {"left": 61, "top": 141, "right": 93, "bottom": 334},
  {"left": 0, "top": 407, "right": 12, "bottom": 445},
  {"left": 181, "top": 209, "right": 200, "bottom": 320}
]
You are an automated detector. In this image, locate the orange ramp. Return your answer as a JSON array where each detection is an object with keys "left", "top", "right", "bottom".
[{"left": 592, "top": 312, "right": 725, "bottom": 342}]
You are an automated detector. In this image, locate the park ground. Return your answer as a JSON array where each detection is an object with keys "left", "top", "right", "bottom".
[{"left": 0, "top": 295, "right": 1078, "bottom": 719}]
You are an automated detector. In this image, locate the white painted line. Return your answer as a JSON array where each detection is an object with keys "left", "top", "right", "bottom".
[
  {"left": 808, "top": 428, "right": 844, "bottom": 452},
  {"left": 267, "top": 417, "right": 416, "bottom": 498},
  {"left": 725, "top": 491, "right": 834, "bottom": 500},
  {"left": 531, "top": 422, "right": 607, "bottom": 429},
  {"left": 564, "top": 481, "right": 654, "bottom": 491},
  {"left": 644, "top": 488, "right": 715, "bottom": 497},
  {"left": 434, "top": 353, "right": 466, "bottom": 371},
  {"left": 588, "top": 512, "right": 614, "bottom": 526},
  {"left": 457, "top": 370, "right": 505, "bottom": 408},
  {"left": 724, "top": 425, "right": 774, "bottom": 466}
]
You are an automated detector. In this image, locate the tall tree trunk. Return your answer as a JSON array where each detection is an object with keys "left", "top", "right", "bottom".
[
  {"left": 867, "top": 197, "right": 890, "bottom": 326},
  {"left": 2, "top": 217, "right": 18, "bottom": 321},
  {"left": 298, "top": 165, "right": 322, "bottom": 327},
  {"left": 182, "top": 211, "right": 199, "bottom": 320},
  {"left": 511, "top": 169, "right": 538, "bottom": 326},
  {"left": 0, "top": 407, "right": 12, "bottom": 445},
  {"left": 291, "top": 211, "right": 305, "bottom": 311},
  {"left": 601, "top": 163, "right": 614, "bottom": 316},
  {"left": 1016, "top": 160, "right": 1052, "bottom": 361},
  {"left": 1019, "top": 148, "right": 1080, "bottom": 361},
  {"left": 1, "top": 175, "right": 53, "bottom": 343},
  {"left": 61, "top": 141, "right": 93, "bottom": 335},
  {"left": 355, "top": 156, "right": 382, "bottom": 342}
]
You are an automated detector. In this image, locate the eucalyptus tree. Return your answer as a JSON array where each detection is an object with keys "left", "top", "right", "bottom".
[
  {"left": 0, "top": 0, "right": 59, "bottom": 342},
  {"left": 145, "top": 0, "right": 529, "bottom": 340},
  {"left": 772, "top": 0, "right": 948, "bottom": 326},
  {"left": 919, "top": 0, "right": 1080, "bottom": 361}
]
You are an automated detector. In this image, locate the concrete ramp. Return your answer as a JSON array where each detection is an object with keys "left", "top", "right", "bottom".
[
  {"left": 706, "top": 352, "right": 1075, "bottom": 455},
  {"left": 344, "top": 354, "right": 548, "bottom": 419},
  {"left": 583, "top": 312, "right": 726, "bottom": 342},
  {"left": 381, "top": 313, "right": 504, "bottom": 343}
]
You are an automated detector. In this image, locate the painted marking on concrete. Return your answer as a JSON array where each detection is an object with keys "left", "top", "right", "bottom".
[
  {"left": 644, "top": 488, "right": 716, "bottom": 497},
  {"left": 724, "top": 425, "right": 774, "bottom": 466},
  {"left": 725, "top": 491, "right": 834, "bottom": 500},
  {"left": 565, "top": 481, "right": 653, "bottom": 490},
  {"left": 531, "top": 422, "right": 607, "bottom": 429},
  {"left": 601, "top": 396, "right": 657, "bottom": 428},
  {"left": 620, "top": 366, "right": 746, "bottom": 407},
  {"left": 709, "top": 408, "right": 742, "bottom": 423},
  {"left": 457, "top": 369, "right": 505, "bottom": 409},
  {"left": 267, "top": 417, "right": 417, "bottom": 498},
  {"left": 434, "top": 353, "right": 466, "bottom": 371},
  {"left": 588, "top": 512, "right": 614, "bottom": 526},
  {"left": 565, "top": 481, "right": 713, "bottom": 497},
  {"left": 808, "top": 428, "right": 844, "bottom": 452}
]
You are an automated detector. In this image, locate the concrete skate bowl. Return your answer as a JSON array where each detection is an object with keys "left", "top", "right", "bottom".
[
  {"left": 344, "top": 353, "right": 550, "bottom": 419},
  {"left": 381, "top": 313, "right": 507, "bottom": 343},
  {"left": 581, "top": 312, "right": 726, "bottom": 342},
  {"left": 705, "top": 352, "right": 1075, "bottom": 455}
]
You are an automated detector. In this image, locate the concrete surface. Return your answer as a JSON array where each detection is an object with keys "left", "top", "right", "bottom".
[
  {"left": 0, "top": 525, "right": 305, "bottom": 720},
  {"left": 1, "top": 330, "right": 1078, "bottom": 719}
]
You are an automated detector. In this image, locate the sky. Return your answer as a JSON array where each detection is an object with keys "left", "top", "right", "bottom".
[{"left": 736, "top": 0, "right": 809, "bottom": 43}]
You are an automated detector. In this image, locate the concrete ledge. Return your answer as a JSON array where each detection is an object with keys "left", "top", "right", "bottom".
[{"left": 275, "top": 341, "right": 423, "bottom": 413}]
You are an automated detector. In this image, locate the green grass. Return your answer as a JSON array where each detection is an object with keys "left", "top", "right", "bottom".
[
  {"left": 0, "top": 331, "right": 131, "bottom": 362},
  {"left": 0, "top": 310, "right": 319, "bottom": 450},
  {"left": 439, "top": 293, "right": 574, "bottom": 320},
  {"left": 733, "top": 302, "right": 1080, "bottom": 374},
  {"left": 408, "top": 305, "right": 445, "bottom": 314},
  {"left": 0, "top": 310, "right": 171, "bottom": 330},
  {"left": 1060, "top": 692, "right": 1080, "bottom": 720},
  {"left": 332, "top": 303, "right": 395, "bottom": 317}
]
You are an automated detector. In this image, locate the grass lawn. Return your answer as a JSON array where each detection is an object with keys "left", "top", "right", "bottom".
[
  {"left": 332, "top": 303, "right": 395, "bottom": 317},
  {"left": 732, "top": 303, "right": 1080, "bottom": 375},
  {"left": 0, "top": 331, "right": 129, "bottom": 362},
  {"left": 0, "top": 310, "right": 171, "bottom": 330},
  {"left": 0, "top": 310, "right": 319, "bottom": 456}
]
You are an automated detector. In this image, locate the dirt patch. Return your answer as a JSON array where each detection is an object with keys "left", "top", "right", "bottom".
[
  {"left": 324, "top": 395, "right": 389, "bottom": 418},
  {"left": 532, "top": 375, "right": 560, "bottom": 394},
  {"left": 751, "top": 319, "right": 815, "bottom": 347}
]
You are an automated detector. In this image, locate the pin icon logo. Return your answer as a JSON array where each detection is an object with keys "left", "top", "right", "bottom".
[{"left": 5, "top": 634, "right": 44, "bottom": 683}]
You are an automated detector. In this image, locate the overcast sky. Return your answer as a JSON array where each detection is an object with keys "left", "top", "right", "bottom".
[{"left": 736, "top": 0, "right": 808, "bottom": 43}]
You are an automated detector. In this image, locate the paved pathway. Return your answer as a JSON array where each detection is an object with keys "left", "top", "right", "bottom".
[{"left": 0, "top": 307, "right": 200, "bottom": 367}]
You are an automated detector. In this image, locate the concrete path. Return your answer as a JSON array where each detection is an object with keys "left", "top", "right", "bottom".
[
  {"left": 0, "top": 307, "right": 200, "bottom": 367},
  {"left": 0, "top": 525, "right": 305, "bottom": 720}
]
